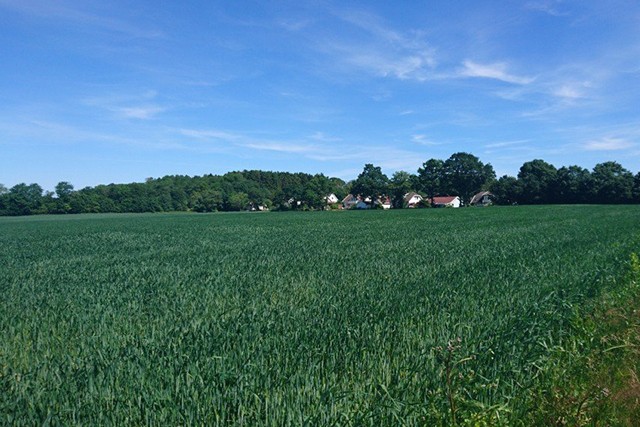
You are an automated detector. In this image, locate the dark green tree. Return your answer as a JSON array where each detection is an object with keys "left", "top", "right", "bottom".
[
  {"left": 591, "top": 161, "right": 634, "bottom": 204},
  {"left": 490, "top": 175, "right": 521, "bottom": 205},
  {"left": 517, "top": 160, "right": 557, "bottom": 204},
  {"left": 552, "top": 166, "right": 592, "bottom": 204},
  {"left": 5, "top": 183, "right": 44, "bottom": 215},
  {"left": 416, "top": 159, "right": 444, "bottom": 206},
  {"left": 351, "top": 164, "right": 389, "bottom": 208},
  {"left": 442, "top": 153, "right": 495, "bottom": 205},
  {"left": 633, "top": 172, "right": 640, "bottom": 203},
  {"left": 390, "top": 171, "right": 415, "bottom": 208},
  {"left": 55, "top": 181, "right": 74, "bottom": 199}
]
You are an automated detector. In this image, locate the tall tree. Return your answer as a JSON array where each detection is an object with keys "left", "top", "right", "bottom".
[
  {"left": 442, "top": 152, "right": 495, "bottom": 205},
  {"left": 517, "top": 159, "right": 557, "bottom": 204},
  {"left": 351, "top": 164, "right": 389, "bottom": 208},
  {"left": 416, "top": 159, "right": 444, "bottom": 206},
  {"left": 633, "top": 172, "right": 640, "bottom": 203},
  {"left": 5, "top": 183, "right": 44, "bottom": 215},
  {"left": 55, "top": 181, "right": 74, "bottom": 199},
  {"left": 552, "top": 166, "right": 592, "bottom": 204},
  {"left": 389, "top": 171, "right": 415, "bottom": 208},
  {"left": 591, "top": 161, "right": 634, "bottom": 204},
  {"left": 490, "top": 175, "right": 521, "bottom": 205}
]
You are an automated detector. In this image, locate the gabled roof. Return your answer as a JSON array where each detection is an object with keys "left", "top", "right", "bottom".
[
  {"left": 403, "top": 192, "right": 423, "bottom": 203},
  {"left": 342, "top": 194, "right": 358, "bottom": 203},
  {"left": 432, "top": 196, "right": 459, "bottom": 204},
  {"left": 470, "top": 191, "right": 493, "bottom": 205}
]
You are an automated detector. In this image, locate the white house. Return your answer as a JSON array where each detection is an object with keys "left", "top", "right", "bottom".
[
  {"left": 377, "top": 196, "right": 392, "bottom": 209},
  {"left": 325, "top": 193, "right": 339, "bottom": 204},
  {"left": 342, "top": 194, "right": 359, "bottom": 209},
  {"left": 403, "top": 192, "right": 423, "bottom": 208},
  {"left": 431, "top": 196, "right": 461, "bottom": 208}
]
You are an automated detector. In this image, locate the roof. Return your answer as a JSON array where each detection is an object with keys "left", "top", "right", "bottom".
[
  {"left": 342, "top": 194, "right": 358, "bottom": 203},
  {"left": 432, "top": 196, "right": 459, "bottom": 204},
  {"left": 470, "top": 191, "right": 493, "bottom": 205},
  {"left": 403, "top": 192, "right": 423, "bottom": 203}
]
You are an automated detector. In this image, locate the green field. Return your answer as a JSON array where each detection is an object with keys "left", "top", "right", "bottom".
[{"left": 1, "top": 206, "right": 639, "bottom": 425}]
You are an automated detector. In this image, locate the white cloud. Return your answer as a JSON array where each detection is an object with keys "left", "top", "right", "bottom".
[
  {"left": 411, "top": 134, "right": 440, "bottom": 146},
  {"left": 179, "top": 129, "right": 241, "bottom": 141},
  {"left": 344, "top": 49, "right": 435, "bottom": 81},
  {"left": 525, "top": 1, "right": 568, "bottom": 17},
  {"left": 584, "top": 137, "right": 635, "bottom": 151},
  {"left": 309, "top": 132, "right": 342, "bottom": 142},
  {"left": 0, "top": 0, "right": 164, "bottom": 39},
  {"left": 318, "top": 7, "right": 437, "bottom": 82},
  {"left": 459, "top": 60, "right": 535, "bottom": 85},
  {"left": 118, "top": 106, "right": 165, "bottom": 119},
  {"left": 484, "top": 140, "right": 530, "bottom": 149},
  {"left": 244, "top": 141, "right": 317, "bottom": 154}
]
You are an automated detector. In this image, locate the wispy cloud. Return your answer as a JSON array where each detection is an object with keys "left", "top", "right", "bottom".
[
  {"left": 84, "top": 91, "right": 167, "bottom": 120},
  {"left": 118, "top": 106, "right": 166, "bottom": 119},
  {"left": 0, "top": 0, "right": 164, "bottom": 39},
  {"left": 315, "top": 7, "right": 436, "bottom": 81},
  {"left": 484, "top": 140, "right": 530, "bottom": 149},
  {"left": 525, "top": 1, "right": 568, "bottom": 17},
  {"left": 583, "top": 137, "right": 635, "bottom": 151},
  {"left": 179, "top": 129, "right": 242, "bottom": 141},
  {"left": 459, "top": 60, "right": 535, "bottom": 85},
  {"left": 309, "top": 132, "right": 342, "bottom": 142},
  {"left": 411, "top": 134, "right": 441, "bottom": 146}
]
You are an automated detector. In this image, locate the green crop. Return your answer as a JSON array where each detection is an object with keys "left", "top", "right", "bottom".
[{"left": 1, "top": 206, "right": 639, "bottom": 425}]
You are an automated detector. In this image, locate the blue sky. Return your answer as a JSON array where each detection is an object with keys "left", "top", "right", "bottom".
[{"left": 1, "top": 0, "right": 639, "bottom": 191}]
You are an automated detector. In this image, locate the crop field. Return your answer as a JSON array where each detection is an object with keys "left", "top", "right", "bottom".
[{"left": 1, "top": 206, "right": 639, "bottom": 425}]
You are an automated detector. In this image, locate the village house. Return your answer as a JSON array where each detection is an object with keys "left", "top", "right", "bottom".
[
  {"left": 431, "top": 196, "right": 461, "bottom": 208},
  {"left": 341, "top": 194, "right": 359, "bottom": 209},
  {"left": 403, "top": 192, "right": 424, "bottom": 208},
  {"left": 325, "top": 193, "right": 339, "bottom": 205},
  {"left": 470, "top": 191, "right": 493, "bottom": 207}
]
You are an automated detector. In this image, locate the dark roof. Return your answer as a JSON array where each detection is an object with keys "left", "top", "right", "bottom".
[{"left": 470, "top": 191, "right": 493, "bottom": 205}]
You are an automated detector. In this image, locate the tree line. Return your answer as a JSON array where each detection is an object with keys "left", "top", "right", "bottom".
[{"left": 1, "top": 153, "right": 639, "bottom": 216}]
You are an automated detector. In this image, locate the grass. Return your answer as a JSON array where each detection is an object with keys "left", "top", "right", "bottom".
[{"left": 1, "top": 206, "right": 639, "bottom": 425}]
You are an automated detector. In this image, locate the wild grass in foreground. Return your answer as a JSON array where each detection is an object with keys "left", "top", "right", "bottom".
[
  {"left": 1, "top": 206, "right": 639, "bottom": 425},
  {"left": 518, "top": 253, "right": 640, "bottom": 426}
]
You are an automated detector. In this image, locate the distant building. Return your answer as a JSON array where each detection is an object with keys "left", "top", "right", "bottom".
[
  {"left": 342, "top": 194, "right": 359, "bottom": 209},
  {"left": 403, "top": 192, "right": 424, "bottom": 208},
  {"left": 430, "top": 196, "right": 461, "bottom": 208},
  {"left": 325, "top": 193, "right": 339, "bottom": 204},
  {"left": 470, "top": 191, "right": 493, "bottom": 207}
]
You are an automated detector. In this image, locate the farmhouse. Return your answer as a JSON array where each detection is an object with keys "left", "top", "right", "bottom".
[
  {"left": 470, "top": 191, "right": 493, "bottom": 207},
  {"left": 403, "top": 192, "right": 423, "bottom": 208},
  {"left": 342, "top": 194, "right": 359, "bottom": 209},
  {"left": 431, "top": 196, "right": 461, "bottom": 208},
  {"left": 325, "top": 193, "right": 339, "bottom": 204}
]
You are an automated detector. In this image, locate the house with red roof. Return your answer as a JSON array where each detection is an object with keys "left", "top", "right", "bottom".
[{"left": 430, "top": 196, "right": 461, "bottom": 208}]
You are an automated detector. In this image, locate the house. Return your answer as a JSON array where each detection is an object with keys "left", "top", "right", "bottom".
[
  {"left": 325, "top": 193, "right": 339, "bottom": 205},
  {"left": 342, "top": 194, "right": 359, "bottom": 209},
  {"left": 470, "top": 191, "right": 493, "bottom": 207},
  {"left": 431, "top": 196, "right": 461, "bottom": 208},
  {"left": 355, "top": 199, "right": 369, "bottom": 209},
  {"left": 345, "top": 194, "right": 392, "bottom": 209},
  {"left": 403, "top": 192, "right": 423, "bottom": 208},
  {"left": 376, "top": 196, "right": 392, "bottom": 209}
]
